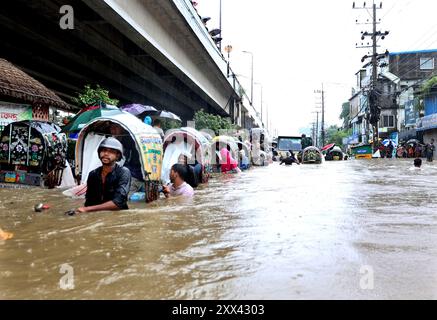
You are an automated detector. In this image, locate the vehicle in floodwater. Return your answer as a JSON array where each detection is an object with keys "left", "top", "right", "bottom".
[
  {"left": 298, "top": 146, "right": 323, "bottom": 164},
  {"left": 75, "top": 112, "right": 163, "bottom": 203},
  {"left": 323, "top": 145, "right": 346, "bottom": 161},
  {"left": 162, "top": 127, "right": 212, "bottom": 184},
  {"left": 0, "top": 120, "right": 68, "bottom": 189},
  {"left": 250, "top": 128, "right": 272, "bottom": 166},
  {"left": 277, "top": 136, "right": 314, "bottom": 159},
  {"left": 211, "top": 136, "right": 240, "bottom": 173}
]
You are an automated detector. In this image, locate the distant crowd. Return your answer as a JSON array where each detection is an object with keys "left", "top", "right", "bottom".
[{"left": 377, "top": 138, "right": 435, "bottom": 162}]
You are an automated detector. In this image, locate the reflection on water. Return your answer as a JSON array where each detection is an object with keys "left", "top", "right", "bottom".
[{"left": 1, "top": 159, "right": 437, "bottom": 299}]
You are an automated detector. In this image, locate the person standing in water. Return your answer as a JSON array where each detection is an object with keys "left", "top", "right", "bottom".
[
  {"left": 162, "top": 163, "right": 195, "bottom": 198},
  {"left": 426, "top": 139, "right": 435, "bottom": 162},
  {"left": 280, "top": 150, "right": 300, "bottom": 165},
  {"left": 75, "top": 137, "right": 131, "bottom": 213}
]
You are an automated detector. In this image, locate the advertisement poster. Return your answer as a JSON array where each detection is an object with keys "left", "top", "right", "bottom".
[
  {"left": 404, "top": 99, "right": 419, "bottom": 127},
  {"left": 135, "top": 134, "right": 163, "bottom": 181}
]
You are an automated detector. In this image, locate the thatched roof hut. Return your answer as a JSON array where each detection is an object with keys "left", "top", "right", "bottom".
[{"left": 0, "top": 58, "right": 69, "bottom": 109}]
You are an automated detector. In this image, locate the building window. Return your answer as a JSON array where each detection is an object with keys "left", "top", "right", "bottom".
[
  {"left": 420, "top": 57, "right": 434, "bottom": 70},
  {"left": 380, "top": 115, "right": 395, "bottom": 128}
]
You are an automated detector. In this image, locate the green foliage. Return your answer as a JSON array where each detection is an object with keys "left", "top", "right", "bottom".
[
  {"left": 325, "top": 125, "right": 352, "bottom": 148},
  {"left": 194, "top": 109, "right": 236, "bottom": 135},
  {"left": 413, "top": 98, "right": 424, "bottom": 113},
  {"left": 419, "top": 76, "right": 437, "bottom": 98},
  {"left": 160, "top": 119, "right": 181, "bottom": 131},
  {"left": 340, "top": 102, "right": 350, "bottom": 127},
  {"left": 71, "top": 84, "right": 119, "bottom": 107}
]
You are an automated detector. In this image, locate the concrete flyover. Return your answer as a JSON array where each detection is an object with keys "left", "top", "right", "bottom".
[{"left": 0, "top": 0, "right": 261, "bottom": 128}]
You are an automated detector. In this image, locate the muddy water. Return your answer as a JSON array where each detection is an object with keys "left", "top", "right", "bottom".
[{"left": 1, "top": 159, "right": 437, "bottom": 299}]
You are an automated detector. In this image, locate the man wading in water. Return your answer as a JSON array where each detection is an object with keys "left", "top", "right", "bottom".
[{"left": 74, "top": 137, "right": 131, "bottom": 214}]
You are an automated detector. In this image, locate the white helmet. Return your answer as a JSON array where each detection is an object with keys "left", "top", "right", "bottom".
[{"left": 98, "top": 137, "right": 124, "bottom": 160}]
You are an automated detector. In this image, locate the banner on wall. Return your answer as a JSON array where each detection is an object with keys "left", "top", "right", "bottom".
[{"left": 0, "top": 101, "right": 33, "bottom": 125}]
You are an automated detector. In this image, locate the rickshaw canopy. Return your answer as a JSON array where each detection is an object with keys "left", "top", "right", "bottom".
[{"left": 75, "top": 112, "right": 162, "bottom": 183}]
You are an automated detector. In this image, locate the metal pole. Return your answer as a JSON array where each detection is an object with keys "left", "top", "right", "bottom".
[
  {"left": 266, "top": 104, "right": 269, "bottom": 131},
  {"left": 372, "top": 2, "right": 379, "bottom": 151},
  {"left": 321, "top": 83, "right": 325, "bottom": 147},
  {"left": 260, "top": 85, "right": 263, "bottom": 124},
  {"left": 250, "top": 54, "right": 254, "bottom": 106},
  {"left": 316, "top": 111, "right": 319, "bottom": 148},
  {"left": 242, "top": 51, "right": 254, "bottom": 106},
  {"left": 227, "top": 50, "right": 230, "bottom": 77},
  {"left": 219, "top": 0, "right": 222, "bottom": 52}
]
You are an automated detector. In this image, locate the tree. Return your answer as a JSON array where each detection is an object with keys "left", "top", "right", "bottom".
[
  {"left": 160, "top": 119, "right": 181, "bottom": 132},
  {"left": 419, "top": 76, "right": 437, "bottom": 98},
  {"left": 325, "top": 125, "right": 352, "bottom": 148},
  {"left": 340, "top": 102, "right": 350, "bottom": 128},
  {"left": 71, "top": 84, "right": 119, "bottom": 107},
  {"left": 193, "top": 109, "right": 236, "bottom": 135}
]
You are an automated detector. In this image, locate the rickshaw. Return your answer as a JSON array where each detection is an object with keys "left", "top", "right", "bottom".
[
  {"left": 276, "top": 136, "right": 305, "bottom": 161},
  {"left": 162, "top": 127, "right": 212, "bottom": 184},
  {"left": 0, "top": 120, "right": 67, "bottom": 188},
  {"left": 324, "top": 145, "right": 345, "bottom": 161},
  {"left": 211, "top": 136, "right": 240, "bottom": 173},
  {"left": 235, "top": 140, "right": 252, "bottom": 170},
  {"left": 75, "top": 112, "right": 163, "bottom": 203},
  {"left": 298, "top": 146, "right": 323, "bottom": 164},
  {"left": 250, "top": 128, "right": 272, "bottom": 166}
]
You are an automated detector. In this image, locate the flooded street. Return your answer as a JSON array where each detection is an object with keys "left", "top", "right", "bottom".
[{"left": 1, "top": 159, "right": 437, "bottom": 299}]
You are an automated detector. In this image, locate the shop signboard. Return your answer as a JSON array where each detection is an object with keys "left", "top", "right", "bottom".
[
  {"left": 0, "top": 101, "right": 33, "bottom": 126},
  {"left": 348, "top": 134, "right": 359, "bottom": 145},
  {"left": 416, "top": 113, "right": 437, "bottom": 131}
]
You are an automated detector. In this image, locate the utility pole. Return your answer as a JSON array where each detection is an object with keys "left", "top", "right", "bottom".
[
  {"left": 312, "top": 111, "right": 320, "bottom": 148},
  {"left": 242, "top": 51, "right": 254, "bottom": 106},
  {"left": 316, "top": 111, "right": 319, "bottom": 148},
  {"left": 371, "top": 2, "right": 378, "bottom": 152},
  {"left": 311, "top": 122, "right": 316, "bottom": 145},
  {"left": 314, "top": 85, "right": 324, "bottom": 147},
  {"left": 353, "top": 1, "right": 389, "bottom": 151},
  {"left": 321, "top": 84, "right": 325, "bottom": 147}
]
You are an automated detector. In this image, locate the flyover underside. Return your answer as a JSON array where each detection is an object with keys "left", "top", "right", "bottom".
[{"left": 0, "top": 0, "right": 229, "bottom": 120}]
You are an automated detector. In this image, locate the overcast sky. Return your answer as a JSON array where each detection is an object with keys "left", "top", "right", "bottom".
[{"left": 196, "top": 0, "right": 437, "bottom": 136}]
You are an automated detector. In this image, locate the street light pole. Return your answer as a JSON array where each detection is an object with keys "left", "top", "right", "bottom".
[
  {"left": 242, "top": 51, "right": 254, "bottom": 106},
  {"left": 224, "top": 45, "right": 233, "bottom": 77},
  {"left": 254, "top": 82, "right": 263, "bottom": 126},
  {"left": 219, "top": 0, "right": 222, "bottom": 52}
]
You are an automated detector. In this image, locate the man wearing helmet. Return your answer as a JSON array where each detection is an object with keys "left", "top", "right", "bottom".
[{"left": 75, "top": 137, "right": 131, "bottom": 213}]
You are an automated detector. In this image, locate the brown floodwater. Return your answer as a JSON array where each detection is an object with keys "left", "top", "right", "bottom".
[{"left": 1, "top": 158, "right": 437, "bottom": 299}]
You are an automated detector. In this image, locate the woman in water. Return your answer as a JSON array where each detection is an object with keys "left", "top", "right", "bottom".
[{"left": 220, "top": 148, "right": 241, "bottom": 173}]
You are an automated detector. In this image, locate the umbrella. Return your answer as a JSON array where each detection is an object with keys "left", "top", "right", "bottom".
[
  {"left": 157, "top": 110, "right": 182, "bottom": 121},
  {"left": 62, "top": 105, "right": 123, "bottom": 132},
  {"left": 121, "top": 104, "right": 158, "bottom": 116},
  {"left": 406, "top": 139, "right": 420, "bottom": 145},
  {"left": 321, "top": 143, "right": 335, "bottom": 152},
  {"left": 382, "top": 139, "right": 397, "bottom": 148}
]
